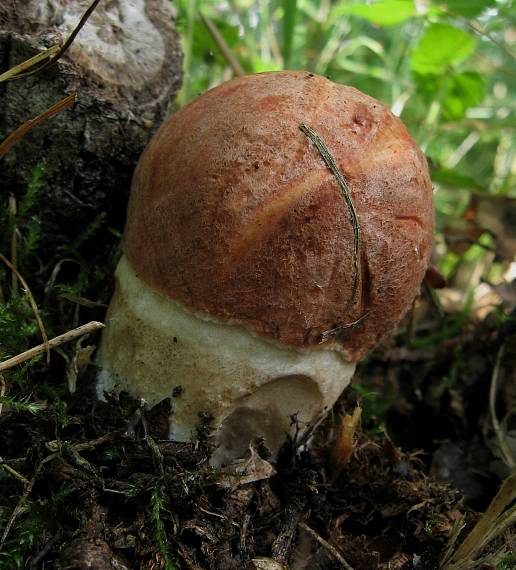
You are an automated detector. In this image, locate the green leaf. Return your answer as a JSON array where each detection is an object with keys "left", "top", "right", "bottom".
[
  {"left": 337, "top": 1, "right": 418, "bottom": 26},
  {"left": 411, "top": 23, "right": 475, "bottom": 74},
  {"left": 442, "top": 71, "right": 485, "bottom": 120},
  {"left": 431, "top": 0, "right": 497, "bottom": 18},
  {"left": 414, "top": 70, "right": 485, "bottom": 120},
  {"left": 431, "top": 168, "right": 485, "bottom": 191}
]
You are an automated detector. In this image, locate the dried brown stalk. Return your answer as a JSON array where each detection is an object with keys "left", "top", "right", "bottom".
[{"left": 0, "top": 321, "right": 104, "bottom": 373}]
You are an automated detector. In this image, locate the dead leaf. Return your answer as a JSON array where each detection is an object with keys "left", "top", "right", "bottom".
[{"left": 216, "top": 447, "right": 276, "bottom": 488}]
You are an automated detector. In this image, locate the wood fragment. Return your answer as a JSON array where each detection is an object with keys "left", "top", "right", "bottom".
[
  {"left": 0, "top": 321, "right": 104, "bottom": 373},
  {"left": 271, "top": 505, "right": 301, "bottom": 565}
]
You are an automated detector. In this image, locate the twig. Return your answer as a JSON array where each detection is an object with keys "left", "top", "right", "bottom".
[
  {"left": 0, "top": 94, "right": 76, "bottom": 160},
  {"left": 271, "top": 505, "right": 301, "bottom": 565},
  {"left": 299, "top": 123, "right": 363, "bottom": 339},
  {"left": 72, "top": 431, "right": 122, "bottom": 453},
  {"left": 298, "top": 521, "right": 355, "bottom": 570},
  {"left": 4, "top": 0, "right": 104, "bottom": 81},
  {"left": 455, "top": 13, "right": 515, "bottom": 62},
  {"left": 0, "top": 458, "right": 30, "bottom": 486},
  {"left": 199, "top": 11, "right": 245, "bottom": 76},
  {"left": 0, "top": 452, "right": 57, "bottom": 549},
  {"left": 0, "top": 321, "right": 104, "bottom": 373},
  {"left": 0, "top": 253, "right": 50, "bottom": 364},
  {"left": 0, "top": 431, "right": 119, "bottom": 549}
]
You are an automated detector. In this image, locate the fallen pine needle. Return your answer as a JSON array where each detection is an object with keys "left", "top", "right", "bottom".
[
  {"left": 0, "top": 45, "right": 60, "bottom": 83},
  {"left": 2, "top": 0, "right": 103, "bottom": 81},
  {"left": 0, "top": 94, "right": 76, "bottom": 160}
]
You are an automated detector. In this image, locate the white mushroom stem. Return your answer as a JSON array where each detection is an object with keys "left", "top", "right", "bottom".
[{"left": 97, "top": 256, "right": 355, "bottom": 465}]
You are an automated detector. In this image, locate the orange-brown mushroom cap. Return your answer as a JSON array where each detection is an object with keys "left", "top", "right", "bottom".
[{"left": 124, "top": 71, "right": 434, "bottom": 361}]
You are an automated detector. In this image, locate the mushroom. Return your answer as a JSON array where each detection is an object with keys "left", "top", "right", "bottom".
[{"left": 97, "top": 71, "right": 434, "bottom": 465}]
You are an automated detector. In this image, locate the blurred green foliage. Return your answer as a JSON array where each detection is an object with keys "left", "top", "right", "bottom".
[{"left": 174, "top": 0, "right": 515, "bottom": 237}]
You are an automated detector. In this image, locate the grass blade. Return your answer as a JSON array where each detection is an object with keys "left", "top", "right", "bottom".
[
  {"left": 282, "top": 0, "right": 297, "bottom": 68},
  {"left": 199, "top": 11, "right": 245, "bottom": 76}
]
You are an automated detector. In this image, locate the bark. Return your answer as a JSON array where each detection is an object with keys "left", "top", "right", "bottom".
[{"left": 0, "top": 0, "right": 182, "bottom": 255}]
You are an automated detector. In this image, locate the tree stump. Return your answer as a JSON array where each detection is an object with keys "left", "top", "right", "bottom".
[{"left": 0, "top": 0, "right": 182, "bottom": 258}]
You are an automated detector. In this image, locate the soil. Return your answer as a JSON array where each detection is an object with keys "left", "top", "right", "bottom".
[{"left": 0, "top": 297, "right": 514, "bottom": 569}]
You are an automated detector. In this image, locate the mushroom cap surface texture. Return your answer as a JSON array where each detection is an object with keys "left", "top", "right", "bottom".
[{"left": 124, "top": 71, "right": 434, "bottom": 361}]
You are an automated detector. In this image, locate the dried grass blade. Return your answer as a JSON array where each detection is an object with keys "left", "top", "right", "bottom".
[
  {"left": 0, "top": 253, "right": 50, "bottom": 364},
  {"left": 0, "top": 45, "right": 60, "bottom": 84},
  {"left": 489, "top": 343, "right": 514, "bottom": 468},
  {"left": 199, "top": 11, "right": 245, "bottom": 76},
  {"left": 446, "top": 472, "right": 516, "bottom": 568},
  {"left": 4, "top": 0, "right": 103, "bottom": 81},
  {"left": 0, "top": 93, "right": 76, "bottom": 160},
  {"left": 8, "top": 195, "right": 18, "bottom": 296}
]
